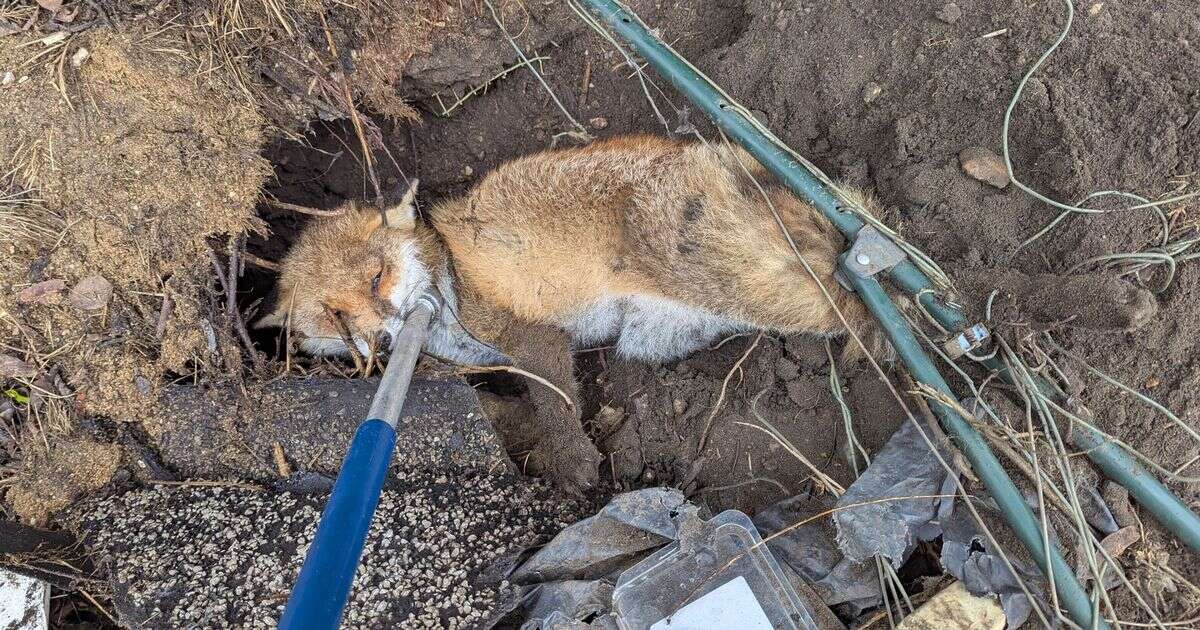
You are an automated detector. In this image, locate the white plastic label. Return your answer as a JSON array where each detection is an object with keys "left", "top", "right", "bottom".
[
  {"left": 0, "top": 569, "right": 48, "bottom": 630},
  {"left": 650, "top": 575, "right": 774, "bottom": 630}
]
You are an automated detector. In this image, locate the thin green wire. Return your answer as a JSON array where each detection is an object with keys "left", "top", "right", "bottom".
[{"left": 1004, "top": 0, "right": 1199, "bottom": 254}]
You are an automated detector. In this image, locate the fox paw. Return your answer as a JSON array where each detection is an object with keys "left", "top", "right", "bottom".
[{"left": 529, "top": 438, "right": 601, "bottom": 495}]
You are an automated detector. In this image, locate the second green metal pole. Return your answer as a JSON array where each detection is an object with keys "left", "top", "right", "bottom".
[{"left": 843, "top": 263, "right": 1106, "bottom": 630}]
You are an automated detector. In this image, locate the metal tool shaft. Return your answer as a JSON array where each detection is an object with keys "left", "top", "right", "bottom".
[{"left": 279, "top": 294, "right": 439, "bottom": 630}]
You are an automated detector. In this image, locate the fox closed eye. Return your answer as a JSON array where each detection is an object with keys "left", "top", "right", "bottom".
[{"left": 371, "top": 268, "right": 383, "bottom": 294}]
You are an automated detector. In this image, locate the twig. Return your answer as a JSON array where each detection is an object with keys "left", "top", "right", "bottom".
[
  {"left": 740, "top": 389, "right": 846, "bottom": 495},
  {"left": 452, "top": 363, "right": 575, "bottom": 410},
  {"left": 316, "top": 10, "right": 385, "bottom": 215},
  {"left": 325, "top": 305, "right": 366, "bottom": 374},
  {"left": 225, "top": 237, "right": 264, "bottom": 372},
  {"left": 482, "top": 0, "right": 591, "bottom": 144},
  {"left": 272, "top": 441, "right": 292, "bottom": 478},
  {"left": 154, "top": 293, "right": 172, "bottom": 339},
  {"left": 242, "top": 251, "right": 280, "bottom": 272},
  {"left": 689, "top": 476, "right": 788, "bottom": 497},
  {"left": 579, "top": 52, "right": 591, "bottom": 108},
  {"left": 696, "top": 332, "right": 762, "bottom": 455},
  {"left": 79, "top": 589, "right": 117, "bottom": 625},
  {"left": 433, "top": 55, "right": 551, "bottom": 117},
  {"left": 264, "top": 197, "right": 345, "bottom": 217}
]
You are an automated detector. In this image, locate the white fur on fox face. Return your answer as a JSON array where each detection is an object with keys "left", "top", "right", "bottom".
[
  {"left": 387, "top": 239, "right": 431, "bottom": 320},
  {"left": 300, "top": 335, "right": 368, "bottom": 357}
]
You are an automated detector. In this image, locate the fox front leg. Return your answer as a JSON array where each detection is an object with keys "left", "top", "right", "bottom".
[{"left": 489, "top": 317, "right": 602, "bottom": 494}]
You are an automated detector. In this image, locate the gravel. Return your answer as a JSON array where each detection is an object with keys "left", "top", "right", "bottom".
[{"left": 71, "top": 472, "right": 590, "bottom": 629}]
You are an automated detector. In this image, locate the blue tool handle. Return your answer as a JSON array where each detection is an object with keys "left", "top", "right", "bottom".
[{"left": 279, "top": 419, "right": 397, "bottom": 630}]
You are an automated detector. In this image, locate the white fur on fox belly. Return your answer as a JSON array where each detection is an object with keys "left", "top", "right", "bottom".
[
  {"left": 565, "top": 294, "right": 748, "bottom": 362},
  {"left": 413, "top": 289, "right": 748, "bottom": 367}
]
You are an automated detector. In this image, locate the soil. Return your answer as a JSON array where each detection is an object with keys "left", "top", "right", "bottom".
[{"left": 1, "top": 0, "right": 1198, "bottom": 628}]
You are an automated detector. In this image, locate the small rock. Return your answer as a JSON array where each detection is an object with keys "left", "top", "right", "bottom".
[
  {"left": 17, "top": 279, "right": 66, "bottom": 304},
  {"left": 936, "top": 2, "right": 962, "bottom": 24},
  {"left": 672, "top": 398, "right": 687, "bottom": 415},
  {"left": 69, "top": 275, "right": 113, "bottom": 311},
  {"left": 898, "top": 581, "right": 1004, "bottom": 630},
  {"left": 0, "top": 354, "right": 37, "bottom": 379},
  {"left": 861, "top": 81, "right": 883, "bottom": 104},
  {"left": 1145, "top": 375, "right": 1160, "bottom": 389},
  {"left": 1099, "top": 525, "right": 1140, "bottom": 559},
  {"left": 461, "top": 164, "right": 473, "bottom": 178},
  {"left": 1087, "top": 2, "right": 1104, "bottom": 16},
  {"left": 958, "top": 147, "right": 1010, "bottom": 188},
  {"left": 588, "top": 116, "right": 608, "bottom": 130},
  {"left": 70, "top": 47, "right": 89, "bottom": 68},
  {"left": 39, "top": 31, "right": 68, "bottom": 47},
  {"left": 1, "top": 71, "right": 13, "bottom": 86}
]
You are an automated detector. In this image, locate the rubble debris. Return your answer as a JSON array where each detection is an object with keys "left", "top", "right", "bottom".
[
  {"left": 0, "top": 354, "right": 36, "bottom": 379},
  {"left": 15, "top": 279, "right": 66, "bottom": 304},
  {"left": 896, "top": 581, "right": 1004, "bottom": 630},
  {"left": 935, "top": 3, "right": 963, "bottom": 24},
  {"left": 68, "top": 274, "right": 113, "bottom": 311},
  {"left": 861, "top": 82, "right": 882, "bottom": 104},
  {"left": 1100, "top": 525, "right": 1140, "bottom": 559}
]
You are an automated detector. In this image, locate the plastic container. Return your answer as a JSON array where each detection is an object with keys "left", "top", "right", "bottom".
[{"left": 612, "top": 510, "right": 820, "bottom": 630}]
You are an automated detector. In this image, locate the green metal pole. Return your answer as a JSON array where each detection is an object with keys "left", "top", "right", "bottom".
[
  {"left": 842, "top": 264, "right": 1106, "bottom": 629},
  {"left": 574, "top": 0, "right": 1200, "bottom": 559}
]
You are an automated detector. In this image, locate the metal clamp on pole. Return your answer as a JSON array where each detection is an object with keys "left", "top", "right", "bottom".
[
  {"left": 279, "top": 292, "right": 440, "bottom": 630},
  {"left": 835, "top": 225, "right": 906, "bottom": 290}
]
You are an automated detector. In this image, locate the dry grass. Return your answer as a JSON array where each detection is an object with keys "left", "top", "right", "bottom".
[{"left": 0, "top": 170, "right": 60, "bottom": 246}]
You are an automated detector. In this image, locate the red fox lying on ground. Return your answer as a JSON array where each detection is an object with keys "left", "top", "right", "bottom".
[{"left": 257, "top": 135, "right": 883, "bottom": 493}]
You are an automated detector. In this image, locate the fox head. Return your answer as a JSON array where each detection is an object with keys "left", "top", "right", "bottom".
[{"left": 255, "top": 180, "right": 433, "bottom": 357}]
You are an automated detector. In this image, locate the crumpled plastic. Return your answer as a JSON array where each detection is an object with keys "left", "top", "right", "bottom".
[
  {"left": 519, "top": 581, "right": 616, "bottom": 630},
  {"left": 833, "top": 417, "right": 954, "bottom": 568},
  {"left": 512, "top": 488, "right": 695, "bottom": 583},
  {"left": 754, "top": 494, "right": 881, "bottom": 617},
  {"left": 939, "top": 509, "right": 1048, "bottom": 629}
]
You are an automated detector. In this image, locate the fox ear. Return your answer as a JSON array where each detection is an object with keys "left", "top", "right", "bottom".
[
  {"left": 380, "top": 178, "right": 419, "bottom": 230},
  {"left": 254, "top": 310, "right": 287, "bottom": 329}
]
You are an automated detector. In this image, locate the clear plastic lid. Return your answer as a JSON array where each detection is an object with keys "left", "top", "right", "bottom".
[{"left": 612, "top": 510, "right": 820, "bottom": 630}]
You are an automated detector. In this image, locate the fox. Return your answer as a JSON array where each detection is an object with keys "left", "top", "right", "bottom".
[{"left": 256, "top": 135, "right": 886, "bottom": 493}]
